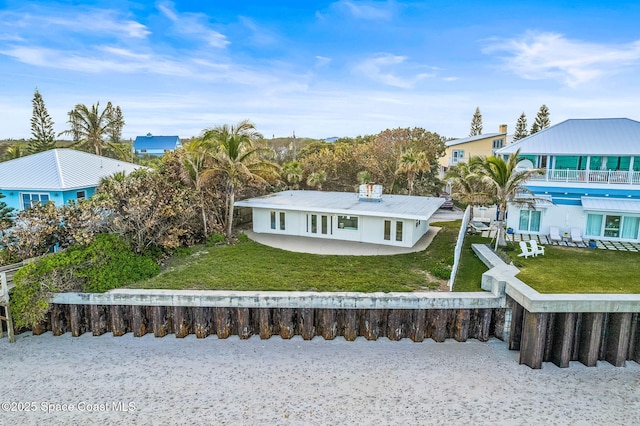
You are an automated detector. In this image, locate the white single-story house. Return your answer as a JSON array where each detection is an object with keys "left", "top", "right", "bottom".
[
  {"left": 133, "top": 133, "right": 182, "bottom": 156},
  {"left": 235, "top": 185, "right": 445, "bottom": 248},
  {"left": 0, "top": 149, "right": 144, "bottom": 212}
]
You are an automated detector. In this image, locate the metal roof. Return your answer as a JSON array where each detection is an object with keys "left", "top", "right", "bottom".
[
  {"left": 445, "top": 133, "right": 503, "bottom": 148},
  {"left": 0, "top": 149, "right": 144, "bottom": 191},
  {"left": 581, "top": 196, "right": 640, "bottom": 214},
  {"left": 235, "top": 190, "right": 445, "bottom": 220},
  {"left": 496, "top": 118, "right": 640, "bottom": 156},
  {"left": 133, "top": 134, "right": 181, "bottom": 151}
]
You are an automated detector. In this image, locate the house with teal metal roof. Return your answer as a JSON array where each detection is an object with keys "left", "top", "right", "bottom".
[
  {"left": 495, "top": 118, "right": 640, "bottom": 242},
  {"left": 133, "top": 133, "right": 182, "bottom": 156},
  {"left": 0, "top": 149, "right": 144, "bottom": 212}
]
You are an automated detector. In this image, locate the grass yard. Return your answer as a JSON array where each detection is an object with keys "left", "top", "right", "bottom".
[
  {"left": 452, "top": 234, "right": 490, "bottom": 292},
  {"left": 506, "top": 244, "right": 640, "bottom": 294},
  {"left": 127, "top": 221, "right": 483, "bottom": 293}
]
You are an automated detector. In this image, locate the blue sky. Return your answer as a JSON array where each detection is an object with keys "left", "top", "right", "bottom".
[{"left": 1, "top": 1, "right": 640, "bottom": 141}]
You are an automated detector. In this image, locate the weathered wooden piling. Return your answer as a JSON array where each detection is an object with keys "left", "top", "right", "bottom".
[{"left": 549, "top": 313, "right": 576, "bottom": 368}]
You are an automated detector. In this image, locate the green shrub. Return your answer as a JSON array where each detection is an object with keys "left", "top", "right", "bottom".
[
  {"left": 431, "top": 264, "right": 451, "bottom": 280},
  {"left": 10, "top": 234, "right": 159, "bottom": 328},
  {"left": 237, "top": 233, "right": 249, "bottom": 243},
  {"left": 206, "top": 233, "right": 226, "bottom": 246},
  {"left": 173, "top": 246, "right": 193, "bottom": 257}
]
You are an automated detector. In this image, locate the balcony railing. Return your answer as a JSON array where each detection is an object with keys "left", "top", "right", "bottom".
[{"left": 528, "top": 169, "right": 640, "bottom": 185}]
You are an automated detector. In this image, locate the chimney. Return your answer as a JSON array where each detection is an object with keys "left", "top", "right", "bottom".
[{"left": 499, "top": 124, "right": 507, "bottom": 134}]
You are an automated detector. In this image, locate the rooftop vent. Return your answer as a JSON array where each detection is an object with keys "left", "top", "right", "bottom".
[{"left": 358, "top": 184, "right": 383, "bottom": 202}]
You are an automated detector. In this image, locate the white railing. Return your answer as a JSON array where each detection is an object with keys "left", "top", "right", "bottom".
[
  {"left": 528, "top": 169, "right": 640, "bottom": 185},
  {"left": 448, "top": 205, "right": 471, "bottom": 291}
]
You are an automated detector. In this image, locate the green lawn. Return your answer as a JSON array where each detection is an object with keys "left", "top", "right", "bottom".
[
  {"left": 452, "top": 234, "right": 490, "bottom": 292},
  {"left": 128, "top": 221, "right": 475, "bottom": 292},
  {"left": 506, "top": 244, "right": 640, "bottom": 294}
]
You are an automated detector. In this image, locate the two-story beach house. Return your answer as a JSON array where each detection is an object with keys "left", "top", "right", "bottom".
[
  {"left": 235, "top": 185, "right": 444, "bottom": 248},
  {"left": 495, "top": 118, "right": 640, "bottom": 243},
  {"left": 0, "top": 149, "right": 143, "bottom": 212},
  {"left": 439, "top": 125, "right": 509, "bottom": 176},
  {"left": 133, "top": 133, "right": 182, "bottom": 156}
]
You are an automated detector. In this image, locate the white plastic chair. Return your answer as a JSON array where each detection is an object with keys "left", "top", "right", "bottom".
[
  {"left": 529, "top": 240, "right": 545, "bottom": 256},
  {"left": 570, "top": 228, "right": 582, "bottom": 243},
  {"left": 517, "top": 241, "right": 534, "bottom": 258}
]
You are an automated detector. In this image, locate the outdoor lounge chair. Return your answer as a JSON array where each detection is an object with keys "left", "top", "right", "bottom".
[
  {"left": 570, "top": 228, "right": 583, "bottom": 244},
  {"left": 517, "top": 241, "right": 534, "bottom": 258},
  {"left": 549, "top": 226, "right": 562, "bottom": 243},
  {"left": 529, "top": 240, "right": 545, "bottom": 256}
]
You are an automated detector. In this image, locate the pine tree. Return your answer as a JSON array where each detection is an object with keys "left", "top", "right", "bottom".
[
  {"left": 469, "top": 107, "right": 483, "bottom": 136},
  {"left": 530, "top": 104, "right": 550, "bottom": 134},
  {"left": 0, "top": 192, "right": 14, "bottom": 228},
  {"left": 28, "top": 88, "right": 56, "bottom": 154},
  {"left": 513, "top": 112, "right": 529, "bottom": 141}
]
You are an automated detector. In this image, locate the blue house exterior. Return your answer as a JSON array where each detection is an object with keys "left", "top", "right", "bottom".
[
  {"left": 133, "top": 134, "right": 182, "bottom": 156},
  {"left": 496, "top": 118, "right": 640, "bottom": 242},
  {"left": 0, "top": 149, "right": 143, "bottom": 212}
]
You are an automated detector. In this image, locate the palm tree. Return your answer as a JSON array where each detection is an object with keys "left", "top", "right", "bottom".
[
  {"left": 306, "top": 171, "right": 327, "bottom": 190},
  {"left": 282, "top": 161, "right": 304, "bottom": 189},
  {"left": 2, "top": 143, "right": 26, "bottom": 161},
  {"left": 203, "top": 120, "right": 278, "bottom": 237},
  {"left": 357, "top": 170, "right": 372, "bottom": 184},
  {"left": 59, "top": 101, "right": 124, "bottom": 157},
  {"left": 396, "top": 148, "right": 430, "bottom": 195},
  {"left": 179, "top": 138, "right": 216, "bottom": 238},
  {"left": 444, "top": 159, "right": 492, "bottom": 220},
  {"left": 478, "top": 150, "right": 543, "bottom": 249}
]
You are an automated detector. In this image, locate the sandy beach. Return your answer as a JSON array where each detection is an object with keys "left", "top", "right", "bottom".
[{"left": 1, "top": 332, "right": 639, "bottom": 425}]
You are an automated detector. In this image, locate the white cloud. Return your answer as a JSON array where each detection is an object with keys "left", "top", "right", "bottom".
[
  {"left": 484, "top": 32, "right": 640, "bottom": 87},
  {"left": 157, "top": 1, "right": 229, "bottom": 48},
  {"left": 353, "top": 54, "right": 432, "bottom": 88},
  {"left": 315, "top": 56, "right": 332, "bottom": 67},
  {"left": 330, "top": 0, "right": 395, "bottom": 20},
  {"left": 0, "top": 8, "right": 149, "bottom": 40}
]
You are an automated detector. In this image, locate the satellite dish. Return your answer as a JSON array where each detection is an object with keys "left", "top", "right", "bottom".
[{"left": 516, "top": 159, "right": 534, "bottom": 171}]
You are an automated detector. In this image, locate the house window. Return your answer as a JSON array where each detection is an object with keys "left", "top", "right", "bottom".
[
  {"left": 338, "top": 215, "right": 358, "bottom": 230},
  {"left": 604, "top": 215, "right": 621, "bottom": 238},
  {"left": 270, "top": 211, "right": 276, "bottom": 229},
  {"left": 587, "top": 213, "right": 640, "bottom": 239},
  {"left": 311, "top": 215, "right": 318, "bottom": 233},
  {"left": 395, "top": 221, "right": 403, "bottom": 241},
  {"left": 492, "top": 139, "right": 504, "bottom": 149},
  {"left": 622, "top": 217, "right": 640, "bottom": 239},
  {"left": 321, "top": 215, "right": 328, "bottom": 235},
  {"left": 279, "top": 212, "right": 286, "bottom": 231},
  {"left": 384, "top": 220, "right": 391, "bottom": 240},
  {"left": 518, "top": 210, "right": 541, "bottom": 232},
  {"left": 21, "top": 193, "right": 50, "bottom": 210},
  {"left": 451, "top": 150, "right": 464, "bottom": 165},
  {"left": 76, "top": 190, "right": 86, "bottom": 200},
  {"left": 586, "top": 214, "right": 603, "bottom": 236}
]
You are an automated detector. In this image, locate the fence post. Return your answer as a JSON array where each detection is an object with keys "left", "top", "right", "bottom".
[{"left": 1, "top": 272, "right": 15, "bottom": 343}]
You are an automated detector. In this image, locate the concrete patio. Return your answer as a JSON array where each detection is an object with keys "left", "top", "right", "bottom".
[{"left": 481, "top": 229, "right": 640, "bottom": 252}]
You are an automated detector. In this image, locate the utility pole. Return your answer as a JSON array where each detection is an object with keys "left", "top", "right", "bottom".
[{"left": 292, "top": 130, "right": 297, "bottom": 161}]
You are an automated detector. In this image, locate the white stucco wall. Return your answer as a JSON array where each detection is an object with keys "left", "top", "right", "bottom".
[
  {"left": 250, "top": 208, "right": 426, "bottom": 248},
  {"left": 506, "top": 203, "right": 586, "bottom": 237}
]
